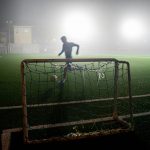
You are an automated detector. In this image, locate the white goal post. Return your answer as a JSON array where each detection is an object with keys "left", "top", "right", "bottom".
[{"left": 21, "top": 58, "right": 133, "bottom": 144}]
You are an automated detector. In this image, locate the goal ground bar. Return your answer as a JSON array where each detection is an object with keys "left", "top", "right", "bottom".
[
  {"left": 1, "top": 112, "right": 150, "bottom": 150},
  {"left": 1, "top": 110, "right": 150, "bottom": 150}
]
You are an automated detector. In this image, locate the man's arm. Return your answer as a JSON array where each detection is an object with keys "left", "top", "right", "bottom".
[
  {"left": 58, "top": 45, "right": 65, "bottom": 56},
  {"left": 58, "top": 49, "right": 64, "bottom": 56},
  {"left": 76, "top": 44, "right": 79, "bottom": 55},
  {"left": 73, "top": 43, "right": 80, "bottom": 55}
]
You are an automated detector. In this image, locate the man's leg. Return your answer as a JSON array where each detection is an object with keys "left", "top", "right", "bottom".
[
  {"left": 61, "top": 63, "right": 72, "bottom": 84},
  {"left": 60, "top": 57, "right": 72, "bottom": 84},
  {"left": 63, "top": 64, "right": 68, "bottom": 82}
]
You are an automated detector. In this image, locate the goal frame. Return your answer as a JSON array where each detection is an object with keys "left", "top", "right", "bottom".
[{"left": 21, "top": 58, "right": 133, "bottom": 144}]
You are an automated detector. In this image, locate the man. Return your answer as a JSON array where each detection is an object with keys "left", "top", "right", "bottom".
[
  {"left": 58, "top": 36, "right": 80, "bottom": 83},
  {"left": 58, "top": 36, "right": 79, "bottom": 59}
]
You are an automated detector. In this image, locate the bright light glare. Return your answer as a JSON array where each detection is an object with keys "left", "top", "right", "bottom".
[
  {"left": 120, "top": 18, "right": 145, "bottom": 40},
  {"left": 62, "top": 10, "right": 95, "bottom": 41}
]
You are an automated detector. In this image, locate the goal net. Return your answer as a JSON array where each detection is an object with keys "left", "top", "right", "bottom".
[{"left": 21, "top": 58, "right": 133, "bottom": 144}]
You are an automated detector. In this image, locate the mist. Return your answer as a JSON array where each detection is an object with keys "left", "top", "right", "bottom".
[{"left": 0, "top": 0, "right": 150, "bottom": 56}]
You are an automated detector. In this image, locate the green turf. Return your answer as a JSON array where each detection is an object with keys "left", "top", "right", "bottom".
[
  {"left": 0, "top": 54, "right": 57, "bottom": 106},
  {"left": 0, "top": 54, "right": 150, "bottom": 106},
  {"left": 0, "top": 54, "right": 150, "bottom": 145}
]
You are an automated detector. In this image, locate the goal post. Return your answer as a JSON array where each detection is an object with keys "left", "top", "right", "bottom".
[{"left": 21, "top": 58, "right": 133, "bottom": 144}]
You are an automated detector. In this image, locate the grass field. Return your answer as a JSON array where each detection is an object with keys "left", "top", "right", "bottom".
[
  {"left": 0, "top": 54, "right": 150, "bottom": 148},
  {"left": 0, "top": 54, "right": 150, "bottom": 106}
]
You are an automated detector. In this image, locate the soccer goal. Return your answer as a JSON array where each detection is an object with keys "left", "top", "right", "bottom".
[{"left": 21, "top": 58, "right": 133, "bottom": 144}]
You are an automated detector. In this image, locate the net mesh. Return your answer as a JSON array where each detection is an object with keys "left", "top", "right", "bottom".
[
  {"left": 25, "top": 61, "right": 115, "bottom": 102},
  {"left": 22, "top": 59, "right": 132, "bottom": 142}
]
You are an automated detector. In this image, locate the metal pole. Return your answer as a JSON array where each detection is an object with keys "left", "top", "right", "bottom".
[
  {"left": 21, "top": 61, "right": 29, "bottom": 143},
  {"left": 113, "top": 61, "right": 119, "bottom": 120},
  {"left": 127, "top": 62, "right": 134, "bottom": 129},
  {"left": 8, "top": 22, "right": 10, "bottom": 54},
  {"left": 6, "top": 20, "right": 12, "bottom": 54}
]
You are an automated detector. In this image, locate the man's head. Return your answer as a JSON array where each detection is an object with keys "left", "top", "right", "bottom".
[{"left": 61, "top": 36, "right": 67, "bottom": 43}]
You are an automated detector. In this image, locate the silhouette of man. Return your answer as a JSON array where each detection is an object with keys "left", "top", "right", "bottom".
[
  {"left": 58, "top": 36, "right": 79, "bottom": 59},
  {"left": 58, "top": 36, "right": 80, "bottom": 83}
]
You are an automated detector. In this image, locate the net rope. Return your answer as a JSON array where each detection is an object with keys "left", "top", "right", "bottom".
[{"left": 23, "top": 60, "right": 132, "bottom": 141}]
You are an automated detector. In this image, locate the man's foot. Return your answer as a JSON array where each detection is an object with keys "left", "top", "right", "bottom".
[
  {"left": 59, "top": 79, "right": 66, "bottom": 86},
  {"left": 67, "top": 64, "right": 72, "bottom": 71}
]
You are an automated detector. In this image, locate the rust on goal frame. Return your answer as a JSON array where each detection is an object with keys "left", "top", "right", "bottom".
[{"left": 21, "top": 58, "right": 133, "bottom": 144}]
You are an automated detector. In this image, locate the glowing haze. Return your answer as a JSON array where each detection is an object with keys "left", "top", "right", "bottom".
[
  {"left": 120, "top": 17, "right": 146, "bottom": 40},
  {"left": 62, "top": 8, "right": 96, "bottom": 42},
  {"left": 0, "top": 0, "right": 150, "bottom": 55}
]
